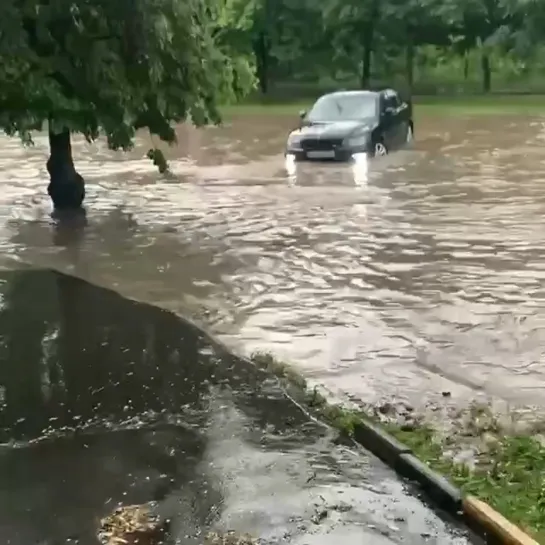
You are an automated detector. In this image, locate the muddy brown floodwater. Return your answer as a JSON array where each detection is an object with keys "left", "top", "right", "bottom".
[{"left": 1, "top": 113, "right": 545, "bottom": 415}]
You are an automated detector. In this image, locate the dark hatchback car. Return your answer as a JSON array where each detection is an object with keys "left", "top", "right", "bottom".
[{"left": 285, "top": 89, "right": 413, "bottom": 161}]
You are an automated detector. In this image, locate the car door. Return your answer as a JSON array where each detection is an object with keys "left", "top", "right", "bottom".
[{"left": 379, "top": 93, "right": 401, "bottom": 151}]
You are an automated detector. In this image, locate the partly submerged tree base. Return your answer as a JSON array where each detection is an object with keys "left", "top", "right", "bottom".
[
  {"left": 47, "top": 129, "right": 86, "bottom": 210},
  {"left": 47, "top": 170, "right": 85, "bottom": 210}
]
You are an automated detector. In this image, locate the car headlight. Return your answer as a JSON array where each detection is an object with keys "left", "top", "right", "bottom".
[
  {"left": 345, "top": 134, "right": 370, "bottom": 147},
  {"left": 287, "top": 131, "right": 303, "bottom": 148}
]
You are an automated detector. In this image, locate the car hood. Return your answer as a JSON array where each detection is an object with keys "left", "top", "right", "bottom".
[{"left": 298, "top": 119, "right": 375, "bottom": 139}]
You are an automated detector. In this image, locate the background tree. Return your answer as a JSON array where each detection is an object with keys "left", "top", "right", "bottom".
[
  {"left": 381, "top": 0, "right": 451, "bottom": 91},
  {"left": 0, "top": 0, "right": 255, "bottom": 210},
  {"left": 237, "top": 0, "right": 545, "bottom": 97},
  {"left": 322, "top": 0, "right": 382, "bottom": 88},
  {"left": 441, "top": 0, "right": 524, "bottom": 92}
]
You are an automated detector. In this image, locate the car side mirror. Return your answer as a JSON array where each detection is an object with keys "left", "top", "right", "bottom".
[{"left": 299, "top": 109, "right": 307, "bottom": 120}]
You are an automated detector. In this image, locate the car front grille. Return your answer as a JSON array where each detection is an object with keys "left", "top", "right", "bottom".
[{"left": 302, "top": 138, "right": 343, "bottom": 151}]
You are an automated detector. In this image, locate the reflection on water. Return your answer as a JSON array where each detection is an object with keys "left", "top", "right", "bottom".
[
  {"left": 283, "top": 153, "right": 369, "bottom": 187},
  {"left": 0, "top": 269, "right": 476, "bottom": 545},
  {"left": 285, "top": 153, "right": 297, "bottom": 186},
  {"left": 352, "top": 153, "right": 369, "bottom": 186},
  {"left": 0, "top": 115, "right": 545, "bottom": 415}
]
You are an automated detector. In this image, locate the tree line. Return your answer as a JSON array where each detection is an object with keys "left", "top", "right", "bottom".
[
  {"left": 230, "top": 0, "right": 545, "bottom": 95},
  {"left": 0, "top": 0, "right": 544, "bottom": 209}
]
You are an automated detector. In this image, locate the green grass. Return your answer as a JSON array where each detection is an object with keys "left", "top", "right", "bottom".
[
  {"left": 414, "top": 94, "right": 545, "bottom": 115},
  {"left": 250, "top": 351, "right": 545, "bottom": 542},
  {"left": 222, "top": 94, "right": 545, "bottom": 117},
  {"left": 391, "top": 427, "right": 545, "bottom": 543}
]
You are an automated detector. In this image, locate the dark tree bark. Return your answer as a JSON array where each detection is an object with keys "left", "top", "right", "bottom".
[
  {"left": 481, "top": 52, "right": 491, "bottom": 93},
  {"left": 47, "top": 128, "right": 85, "bottom": 210},
  {"left": 360, "top": 27, "right": 374, "bottom": 88},
  {"left": 253, "top": 31, "right": 269, "bottom": 94},
  {"left": 360, "top": 0, "right": 380, "bottom": 89},
  {"left": 406, "top": 40, "right": 415, "bottom": 90}
]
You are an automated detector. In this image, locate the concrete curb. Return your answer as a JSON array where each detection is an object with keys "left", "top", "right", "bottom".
[
  {"left": 352, "top": 420, "right": 461, "bottom": 513},
  {"left": 462, "top": 497, "right": 540, "bottom": 545},
  {"left": 396, "top": 453, "right": 462, "bottom": 513},
  {"left": 352, "top": 421, "right": 411, "bottom": 466},
  {"left": 349, "top": 419, "right": 540, "bottom": 545}
]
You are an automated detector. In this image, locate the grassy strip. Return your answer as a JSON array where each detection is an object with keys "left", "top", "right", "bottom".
[
  {"left": 251, "top": 351, "right": 545, "bottom": 542},
  {"left": 413, "top": 94, "right": 545, "bottom": 115},
  {"left": 223, "top": 94, "right": 545, "bottom": 117}
]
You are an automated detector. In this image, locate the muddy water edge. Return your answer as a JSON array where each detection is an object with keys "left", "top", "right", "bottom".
[
  {"left": 2, "top": 112, "right": 545, "bottom": 422},
  {"left": 0, "top": 268, "right": 479, "bottom": 544}
]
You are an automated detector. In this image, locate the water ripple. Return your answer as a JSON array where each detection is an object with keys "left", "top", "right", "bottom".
[{"left": 1, "top": 115, "right": 545, "bottom": 411}]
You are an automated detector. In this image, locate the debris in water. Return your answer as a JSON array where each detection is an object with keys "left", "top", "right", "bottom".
[
  {"left": 203, "top": 530, "right": 259, "bottom": 544},
  {"left": 310, "top": 509, "right": 328, "bottom": 524},
  {"left": 98, "top": 503, "right": 168, "bottom": 545}
]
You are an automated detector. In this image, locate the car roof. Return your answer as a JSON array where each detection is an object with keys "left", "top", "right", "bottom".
[
  {"left": 320, "top": 89, "right": 398, "bottom": 100},
  {"left": 322, "top": 90, "right": 379, "bottom": 99}
]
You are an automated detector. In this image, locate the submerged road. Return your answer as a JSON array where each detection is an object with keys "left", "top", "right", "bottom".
[
  {"left": 1, "top": 114, "right": 544, "bottom": 418},
  {"left": 0, "top": 269, "right": 478, "bottom": 544}
]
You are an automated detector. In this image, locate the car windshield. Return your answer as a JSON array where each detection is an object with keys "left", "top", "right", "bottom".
[{"left": 307, "top": 94, "right": 378, "bottom": 122}]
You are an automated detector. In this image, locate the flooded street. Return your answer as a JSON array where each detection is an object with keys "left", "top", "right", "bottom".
[
  {"left": 1, "top": 113, "right": 545, "bottom": 413},
  {"left": 0, "top": 269, "right": 477, "bottom": 544}
]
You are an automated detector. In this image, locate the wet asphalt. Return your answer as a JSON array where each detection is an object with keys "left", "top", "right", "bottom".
[{"left": 0, "top": 268, "right": 481, "bottom": 544}]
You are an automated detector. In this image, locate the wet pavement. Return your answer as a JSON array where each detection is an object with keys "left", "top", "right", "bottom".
[
  {"left": 0, "top": 269, "right": 477, "bottom": 544},
  {"left": 0, "top": 112, "right": 544, "bottom": 414}
]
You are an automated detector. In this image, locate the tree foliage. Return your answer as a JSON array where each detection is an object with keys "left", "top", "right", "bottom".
[
  {"left": 232, "top": 0, "right": 545, "bottom": 94},
  {"left": 0, "top": 0, "right": 256, "bottom": 149}
]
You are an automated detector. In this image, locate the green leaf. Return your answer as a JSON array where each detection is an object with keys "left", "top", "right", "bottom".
[{"left": 0, "top": 0, "right": 256, "bottom": 155}]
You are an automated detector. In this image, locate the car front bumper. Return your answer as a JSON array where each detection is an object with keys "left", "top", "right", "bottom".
[{"left": 285, "top": 145, "right": 370, "bottom": 162}]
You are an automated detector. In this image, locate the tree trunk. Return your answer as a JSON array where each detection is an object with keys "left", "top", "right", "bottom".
[
  {"left": 360, "top": 29, "right": 374, "bottom": 88},
  {"left": 47, "top": 128, "right": 85, "bottom": 210},
  {"left": 253, "top": 32, "right": 269, "bottom": 95},
  {"left": 406, "top": 40, "right": 415, "bottom": 90},
  {"left": 360, "top": 0, "right": 379, "bottom": 88},
  {"left": 463, "top": 52, "right": 469, "bottom": 81},
  {"left": 481, "top": 52, "right": 491, "bottom": 93}
]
